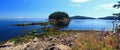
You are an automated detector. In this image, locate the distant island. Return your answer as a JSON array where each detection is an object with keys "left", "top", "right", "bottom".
[
  {"left": 70, "top": 16, "right": 120, "bottom": 20},
  {"left": 70, "top": 16, "right": 96, "bottom": 19},
  {"left": 98, "top": 16, "right": 119, "bottom": 20}
]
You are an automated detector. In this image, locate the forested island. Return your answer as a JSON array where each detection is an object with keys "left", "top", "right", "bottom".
[
  {"left": 70, "top": 16, "right": 96, "bottom": 19},
  {"left": 98, "top": 16, "right": 119, "bottom": 20}
]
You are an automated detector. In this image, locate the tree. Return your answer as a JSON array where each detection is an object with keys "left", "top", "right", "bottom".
[
  {"left": 113, "top": 1, "right": 120, "bottom": 49},
  {"left": 113, "top": 13, "right": 120, "bottom": 18},
  {"left": 113, "top": 1, "right": 120, "bottom": 18},
  {"left": 113, "top": 1, "right": 120, "bottom": 9},
  {"left": 49, "top": 11, "right": 70, "bottom": 21}
]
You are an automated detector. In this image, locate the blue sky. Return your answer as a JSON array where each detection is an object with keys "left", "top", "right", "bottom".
[{"left": 0, "top": 0, "right": 119, "bottom": 18}]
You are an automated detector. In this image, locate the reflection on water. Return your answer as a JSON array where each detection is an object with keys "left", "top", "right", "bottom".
[
  {"left": 45, "top": 19, "right": 120, "bottom": 31},
  {"left": 49, "top": 21, "right": 70, "bottom": 29},
  {"left": 64, "top": 19, "right": 120, "bottom": 31}
]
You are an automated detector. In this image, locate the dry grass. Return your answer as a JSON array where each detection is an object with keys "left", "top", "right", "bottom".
[{"left": 72, "top": 31, "right": 120, "bottom": 50}]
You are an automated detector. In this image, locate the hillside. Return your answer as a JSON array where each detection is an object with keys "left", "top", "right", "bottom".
[
  {"left": 98, "top": 16, "right": 119, "bottom": 20},
  {"left": 70, "top": 16, "right": 95, "bottom": 19}
]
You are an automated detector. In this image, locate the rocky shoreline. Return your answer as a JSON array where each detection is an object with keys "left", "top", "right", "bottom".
[{"left": 0, "top": 30, "right": 119, "bottom": 50}]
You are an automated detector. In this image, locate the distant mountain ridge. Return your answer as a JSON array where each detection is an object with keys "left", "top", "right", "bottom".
[
  {"left": 98, "top": 16, "right": 119, "bottom": 20},
  {"left": 70, "top": 16, "right": 95, "bottom": 19}
]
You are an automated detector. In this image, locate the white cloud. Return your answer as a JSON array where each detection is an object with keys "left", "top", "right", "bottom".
[
  {"left": 93, "top": 3, "right": 115, "bottom": 10},
  {"left": 68, "top": 4, "right": 82, "bottom": 7},
  {"left": 69, "top": 0, "right": 90, "bottom": 7},
  {"left": 71, "top": 0, "right": 90, "bottom": 3}
]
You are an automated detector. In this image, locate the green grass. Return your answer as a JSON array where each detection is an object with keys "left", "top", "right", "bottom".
[
  {"left": 9, "top": 30, "right": 39, "bottom": 45},
  {"left": 8, "top": 27, "right": 59, "bottom": 45}
]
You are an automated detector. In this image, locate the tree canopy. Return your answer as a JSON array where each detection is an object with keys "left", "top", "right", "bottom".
[
  {"left": 49, "top": 11, "right": 69, "bottom": 20},
  {"left": 113, "top": 1, "right": 120, "bottom": 9},
  {"left": 113, "top": 1, "right": 120, "bottom": 18}
]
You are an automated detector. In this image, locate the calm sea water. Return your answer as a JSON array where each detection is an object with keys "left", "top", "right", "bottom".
[
  {"left": 64, "top": 19, "right": 119, "bottom": 31},
  {"left": 0, "top": 18, "right": 119, "bottom": 42}
]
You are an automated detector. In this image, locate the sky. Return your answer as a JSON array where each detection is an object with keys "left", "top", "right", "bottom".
[{"left": 0, "top": 0, "right": 120, "bottom": 18}]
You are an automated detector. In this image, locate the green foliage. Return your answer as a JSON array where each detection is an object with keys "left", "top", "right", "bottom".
[
  {"left": 42, "top": 27, "right": 59, "bottom": 32},
  {"left": 113, "top": 1, "right": 120, "bottom": 20},
  {"left": 113, "top": 1, "right": 120, "bottom": 9},
  {"left": 41, "top": 27, "right": 60, "bottom": 36},
  {"left": 113, "top": 13, "right": 120, "bottom": 17},
  {"left": 49, "top": 11, "right": 70, "bottom": 20},
  {"left": 9, "top": 30, "right": 39, "bottom": 44}
]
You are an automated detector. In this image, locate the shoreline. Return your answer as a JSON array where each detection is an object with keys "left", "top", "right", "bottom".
[
  {"left": 0, "top": 30, "right": 112, "bottom": 42},
  {"left": 0, "top": 30, "right": 119, "bottom": 50}
]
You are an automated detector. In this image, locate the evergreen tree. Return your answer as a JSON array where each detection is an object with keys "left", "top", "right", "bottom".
[{"left": 49, "top": 11, "right": 69, "bottom": 20}]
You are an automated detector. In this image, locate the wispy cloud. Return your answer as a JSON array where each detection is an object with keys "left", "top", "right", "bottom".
[
  {"left": 71, "top": 0, "right": 90, "bottom": 3},
  {"left": 93, "top": 3, "right": 115, "bottom": 10},
  {"left": 69, "top": 0, "right": 90, "bottom": 7}
]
